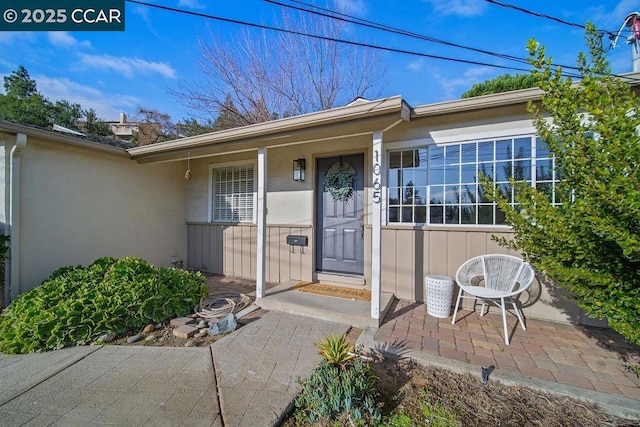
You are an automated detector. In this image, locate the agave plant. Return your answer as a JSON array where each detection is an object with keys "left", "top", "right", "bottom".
[{"left": 316, "top": 333, "right": 355, "bottom": 367}]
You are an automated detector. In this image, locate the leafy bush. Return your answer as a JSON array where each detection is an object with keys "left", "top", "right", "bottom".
[
  {"left": 461, "top": 73, "right": 537, "bottom": 98},
  {"left": 481, "top": 26, "right": 640, "bottom": 345},
  {"left": 294, "top": 358, "right": 381, "bottom": 425},
  {"left": 0, "top": 257, "right": 207, "bottom": 354}
]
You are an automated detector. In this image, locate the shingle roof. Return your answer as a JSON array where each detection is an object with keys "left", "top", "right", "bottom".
[{"left": 0, "top": 119, "right": 134, "bottom": 152}]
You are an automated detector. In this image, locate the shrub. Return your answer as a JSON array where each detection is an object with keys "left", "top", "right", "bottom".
[
  {"left": 294, "top": 358, "right": 381, "bottom": 424},
  {"left": 480, "top": 26, "right": 640, "bottom": 345},
  {"left": 0, "top": 257, "right": 207, "bottom": 354}
]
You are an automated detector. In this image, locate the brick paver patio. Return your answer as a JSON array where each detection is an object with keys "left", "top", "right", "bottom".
[
  {"left": 204, "top": 275, "right": 640, "bottom": 402},
  {"left": 376, "top": 299, "right": 640, "bottom": 400}
]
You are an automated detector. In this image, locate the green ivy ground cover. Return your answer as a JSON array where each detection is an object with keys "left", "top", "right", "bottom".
[{"left": 0, "top": 257, "right": 207, "bottom": 354}]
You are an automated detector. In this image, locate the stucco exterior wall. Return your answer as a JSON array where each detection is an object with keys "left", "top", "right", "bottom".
[
  {"left": 16, "top": 137, "right": 187, "bottom": 294},
  {"left": 185, "top": 136, "right": 371, "bottom": 225}
]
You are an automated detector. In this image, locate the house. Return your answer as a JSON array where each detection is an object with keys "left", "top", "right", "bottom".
[
  {"left": 2, "top": 81, "right": 633, "bottom": 327},
  {"left": 106, "top": 113, "right": 162, "bottom": 145}
]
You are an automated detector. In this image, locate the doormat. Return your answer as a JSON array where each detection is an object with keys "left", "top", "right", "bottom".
[{"left": 292, "top": 282, "right": 371, "bottom": 301}]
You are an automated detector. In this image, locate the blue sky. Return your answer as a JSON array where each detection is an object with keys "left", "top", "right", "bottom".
[{"left": 0, "top": 0, "right": 637, "bottom": 123}]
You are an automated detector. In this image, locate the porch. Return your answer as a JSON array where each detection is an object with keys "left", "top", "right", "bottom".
[{"left": 205, "top": 275, "right": 640, "bottom": 405}]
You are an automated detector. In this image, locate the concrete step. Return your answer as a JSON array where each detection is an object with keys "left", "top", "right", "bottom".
[
  {"left": 255, "top": 281, "right": 394, "bottom": 329},
  {"left": 314, "top": 272, "right": 366, "bottom": 286}
]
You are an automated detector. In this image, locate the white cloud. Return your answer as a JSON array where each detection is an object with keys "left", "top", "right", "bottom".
[
  {"left": 0, "top": 58, "right": 14, "bottom": 71},
  {"left": 591, "top": 0, "right": 640, "bottom": 27},
  {"left": 131, "top": 5, "right": 161, "bottom": 38},
  {"left": 177, "top": 0, "right": 206, "bottom": 9},
  {"left": 78, "top": 53, "right": 177, "bottom": 79},
  {"left": 132, "top": 5, "right": 151, "bottom": 23},
  {"left": 47, "top": 32, "right": 91, "bottom": 48},
  {"left": 432, "top": 67, "right": 496, "bottom": 99},
  {"left": 424, "top": 0, "right": 487, "bottom": 17},
  {"left": 407, "top": 58, "right": 426, "bottom": 71},
  {"left": 35, "top": 75, "right": 140, "bottom": 120},
  {"left": 335, "top": 0, "right": 368, "bottom": 16},
  {"left": 0, "top": 31, "right": 37, "bottom": 45},
  {"left": 463, "top": 66, "right": 494, "bottom": 79}
]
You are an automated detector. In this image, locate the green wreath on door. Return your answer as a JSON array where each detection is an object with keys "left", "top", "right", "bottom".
[{"left": 324, "top": 162, "right": 355, "bottom": 201}]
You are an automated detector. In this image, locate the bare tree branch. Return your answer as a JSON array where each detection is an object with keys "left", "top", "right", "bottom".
[{"left": 172, "top": 1, "right": 387, "bottom": 129}]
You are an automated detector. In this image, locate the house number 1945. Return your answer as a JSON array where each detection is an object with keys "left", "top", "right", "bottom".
[{"left": 372, "top": 149, "right": 382, "bottom": 204}]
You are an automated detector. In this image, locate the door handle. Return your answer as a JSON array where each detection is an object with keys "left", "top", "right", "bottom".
[{"left": 360, "top": 222, "right": 365, "bottom": 239}]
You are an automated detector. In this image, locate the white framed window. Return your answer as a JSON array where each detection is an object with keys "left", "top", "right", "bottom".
[
  {"left": 387, "top": 136, "right": 559, "bottom": 226},
  {"left": 209, "top": 161, "right": 256, "bottom": 223}
]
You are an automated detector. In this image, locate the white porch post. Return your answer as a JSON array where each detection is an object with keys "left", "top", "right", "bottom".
[
  {"left": 371, "top": 131, "right": 383, "bottom": 319},
  {"left": 256, "top": 147, "right": 267, "bottom": 298}
]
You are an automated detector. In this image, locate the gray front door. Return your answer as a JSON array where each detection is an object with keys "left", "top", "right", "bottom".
[{"left": 316, "top": 154, "right": 365, "bottom": 275}]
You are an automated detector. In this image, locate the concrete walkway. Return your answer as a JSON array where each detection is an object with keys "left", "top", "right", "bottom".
[
  {"left": 0, "top": 312, "right": 348, "bottom": 427},
  {"left": 211, "top": 311, "right": 349, "bottom": 426},
  {"left": 0, "top": 345, "right": 220, "bottom": 426}
]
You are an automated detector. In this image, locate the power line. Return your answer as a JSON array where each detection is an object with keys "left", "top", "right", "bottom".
[
  {"left": 125, "top": 0, "right": 537, "bottom": 74},
  {"left": 125, "top": 0, "right": 638, "bottom": 83},
  {"left": 483, "top": 0, "right": 616, "bottom": 38},
  {"left": 267, "top": 0, "right": 584, "bottom": 75},
  {"left": 266, "top": 0, "right": 529, "bottom": 65},
  {"left": 270, "top": 0, "right": 640, "bottom": 83}
]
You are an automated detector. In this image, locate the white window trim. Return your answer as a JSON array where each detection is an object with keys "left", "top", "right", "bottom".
[
  {"left": 429, "top": 127, "right": 537, "bottom": 145},
  {"left": 384, "top": 126, "right": 538, "bottom": 151},
  {"left": 208, "top": 159, "right": 258, "bottom": 223},
  {"left": 384, "top": 133, "right": 550, "bottom": 227}
]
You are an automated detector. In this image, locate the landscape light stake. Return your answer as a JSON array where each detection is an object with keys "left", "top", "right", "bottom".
[{"left": 482, "top": 366, "right": 489, "bottom": 384}]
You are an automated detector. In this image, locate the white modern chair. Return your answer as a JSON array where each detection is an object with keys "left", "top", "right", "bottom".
[{"left": 451, "top": 254, "right": 535, "bottom": 345}]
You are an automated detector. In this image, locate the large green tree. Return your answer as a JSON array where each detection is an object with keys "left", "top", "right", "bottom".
[
  {"left": 0, "top": 66, "right": 112, "bottom": 136},
  {"left": 484, "top": 25, "right": 640, "bottom": 345},
  {"left": 0, "top": 66, "right": 54, "bottom": 127},
  {"left": 82, "top": 108, "right": 112, "bottom": 136},
  {"left": 461, "top": 73, "right": 537, "bottom": 98},
  {"left": 176, "top": 118, "right": 213, "bottom": 137}
]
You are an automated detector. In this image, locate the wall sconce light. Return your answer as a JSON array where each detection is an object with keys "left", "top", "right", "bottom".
[{"left": 293, "top": 158, "right": 305, "bottom": 181}]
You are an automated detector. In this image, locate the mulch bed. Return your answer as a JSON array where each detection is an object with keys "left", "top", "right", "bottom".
[{"left": 370, "top": 357, "right": 640, "bottom": 427}]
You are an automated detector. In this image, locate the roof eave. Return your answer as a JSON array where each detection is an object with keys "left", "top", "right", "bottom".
[
  {"left": 412, "top": 70, "right": 640, "bottom": 118},
  {"left": 0, "top": 120, "right": 130, "bottom": 156},
  {"left": 412, "top": 87, "right": 544, "bottom": 118},
  {"left": 128, "top": 96, "right": 407, "bottom": 158}
]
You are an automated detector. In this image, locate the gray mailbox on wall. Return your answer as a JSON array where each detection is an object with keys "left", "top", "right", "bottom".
[{"left": 286, "top": 235, "right": 308, "bottom": 246}]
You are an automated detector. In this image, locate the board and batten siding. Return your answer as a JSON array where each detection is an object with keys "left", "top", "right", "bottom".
[
  {"left": 186, "top": 223, "right": 312, "bottom": 283},
  {"left": 380, "top": 226, "right": 516, "bottom": 302},
  {"left": 379, "top": 226, "right": 603, "bottom": 326},
  {"left": 187, "top": 223, "right": 603, "bottom": 326}
]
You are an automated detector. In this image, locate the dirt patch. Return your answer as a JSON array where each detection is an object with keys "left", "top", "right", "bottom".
[
  {"left": 109, "top": 308, "right": 269, "bottom": 348},
  {"left": 283, "top": 355, "right": 640, "bottom": 426},
  {"left": 371, "top": 357, "right": 638, "bottom": 427}
]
